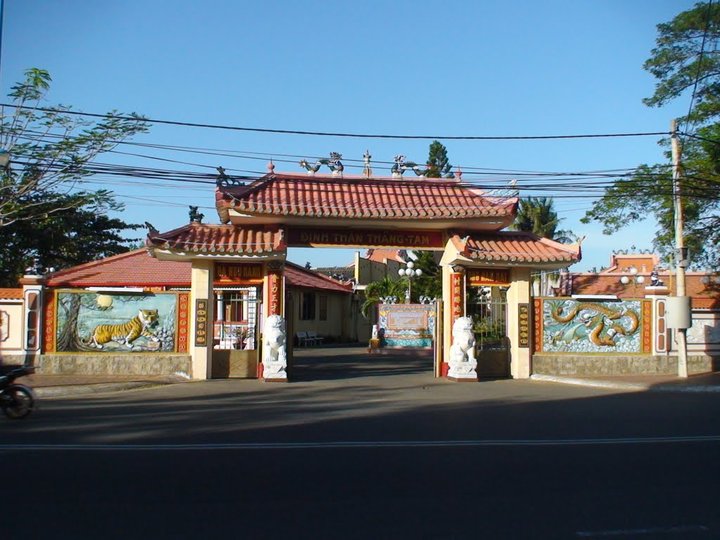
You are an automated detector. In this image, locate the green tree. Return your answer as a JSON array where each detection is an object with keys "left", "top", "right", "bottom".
[
  {"left": 0, "top": 68, "right": 148, "bottom": 285},
  {"left": 409, "top": 251, "right": 442, "bottom": 300},
  {"left": 512, "top": 196, "right": 574, "bottom": 242},
  {"left": 0, "top": 193, "right": 141, "bottom": 286},
  {"left": 642, "top": 2, "right": 720, "bottom": 125},
  {"left": 361, "top": 276, "right": 406, "bottom": 317},
  {"left": 425, "top": 140, "right": 452, "bottom": 178},
  {"left": 583, "top": 3, "right": 720, "bottom": 269}
]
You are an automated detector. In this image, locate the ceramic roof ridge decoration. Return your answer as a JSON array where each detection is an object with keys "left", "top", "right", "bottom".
[
  {"left": 299, "top": 152, "right": 344, "bottom": 177},
  {"left": 215, "top": 171, "right": 518, "bottom": 227}
]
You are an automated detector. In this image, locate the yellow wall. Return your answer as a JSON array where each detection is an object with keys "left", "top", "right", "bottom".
[
  {"left": 507, "top": 267, "right": 531, "bottom": 379},
  {"left": 288, "top": 290, "right": 353, "bottom": 341},
  {"left": 190, "top": 260, "right": 214, "bottom": 380}
]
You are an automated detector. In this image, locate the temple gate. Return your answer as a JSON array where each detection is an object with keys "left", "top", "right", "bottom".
[{"left": 146, "top": 161, "right": 580, "bottom": 381}]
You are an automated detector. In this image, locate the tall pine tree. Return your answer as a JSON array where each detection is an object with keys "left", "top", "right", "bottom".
[{"left": 425, "top": 140, "right": 452, "bottom": 178}]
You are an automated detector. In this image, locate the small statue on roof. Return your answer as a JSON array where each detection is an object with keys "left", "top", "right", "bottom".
[
  {"left": 189, "top": 206, "right": 204, "bottom": 223},
  {"left": 650, "top": 268, "right": 664, "bottom": 287},
  {"left": 391, "top": 155, "right": 424, "bottom": 178},
  {"left": 215, "top": 166, "right": 229, "bottom": 187},
  {"left": 299, "top": 152, "right": 344, "bottom": 176},
  {"left": 215, "top": 165, "right": 245, "bottom": 187}
]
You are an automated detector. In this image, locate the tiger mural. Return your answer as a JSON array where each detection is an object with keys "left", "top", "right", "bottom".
[{"left": 84, "top": 309, "right": 160, "bottom": 349}]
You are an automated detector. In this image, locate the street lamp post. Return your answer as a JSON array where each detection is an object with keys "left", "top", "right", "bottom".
[
  {"left": 619, "top": 266, "right": 645, "bottom": 295},
  {"left": 398, "top": 261, "right": 422, "bottom": 304}
]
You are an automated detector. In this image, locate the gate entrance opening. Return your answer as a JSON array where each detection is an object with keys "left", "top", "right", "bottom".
[
  {"left": 467, "top": 286, "right": 510, "bottom": 378},
  {"left": 147, "top": 164, "right": 581, "bottom": 382}
]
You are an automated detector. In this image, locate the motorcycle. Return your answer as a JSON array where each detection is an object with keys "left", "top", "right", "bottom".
[{"left": 0, "top": 365, "right": 36, "bottom": 419}]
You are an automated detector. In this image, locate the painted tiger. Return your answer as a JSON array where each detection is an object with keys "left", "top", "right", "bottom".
[{"left": 85, "top": 309, "right": 160, "bottom": 349}]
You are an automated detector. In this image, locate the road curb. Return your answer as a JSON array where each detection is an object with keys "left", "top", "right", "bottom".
[
  {"left": 530, "top": 374, "right": 649, "bottom": 391},
  {"left": 530, "top": 374, "right": 720, "bottom": 393},
  {"left": 34, "top": 378, "right": 191, "bottom": 398}
]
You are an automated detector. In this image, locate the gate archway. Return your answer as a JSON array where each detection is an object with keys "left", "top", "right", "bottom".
[{"left": 147, "top": 164, "right": 581, "bottom": 382}]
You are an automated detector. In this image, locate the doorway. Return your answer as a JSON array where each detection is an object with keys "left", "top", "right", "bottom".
[
  {"left": 467, "top": 286, "right": 510, "bottom": 378},
  {"left": 211, "top": 288, "right": 260, "bottom": 378}
]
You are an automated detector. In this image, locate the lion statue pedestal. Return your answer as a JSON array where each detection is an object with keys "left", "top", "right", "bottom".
[
  {"left": 262, "top": 315, "right": 288, "bottom": 382},
  {"left": 448, "top": 316, "right": 477, "bottom": 381}
]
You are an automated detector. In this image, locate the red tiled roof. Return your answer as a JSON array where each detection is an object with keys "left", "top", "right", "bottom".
[
  {"left": 45, "top": 250, "right": 192, "bottom": 288},
  {"left": 570, "top": 272, "right": 720, "bottom": 308},
  {"left": 146, "top": 222, "right": 285, "bottom": 255},
  {"left": 453, "top": 232, "right": 581, "bottom": 264},
  {"left": 216, "top": 173, "right": 517, "bottom": 224},
  {"left": 365, "top": 249, "right": 405, "bottom": 264},
  {"left": 284, "top": 262, "right": 353, "bottom": 292},
  {"left": 0, "top": 288, "right": 23, "bottom": 300},
  {"left": 44, "top": 249, "right": 351, "bottom": 294}
]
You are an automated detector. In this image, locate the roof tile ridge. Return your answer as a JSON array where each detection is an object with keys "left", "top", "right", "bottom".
[
  {"left": 284, "top": 261, "right": 353, "bottom": 290},
  {"left": 222, "top": 173, "right": 277, "bottom": 201},
  {"left": 536, "top": 235, "right": 582, "bottom": 256},
  {"left": 46, "top": 248, "right": 148, "bottom": 278}
]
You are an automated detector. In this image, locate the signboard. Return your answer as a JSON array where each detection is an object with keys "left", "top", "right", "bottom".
[
  {"left": 215, "top": 263, "right": 263, "bottom": 284},
  {"left": 287, "top": 228, "right": 445, "bottom": 249},
  {"left": 378, "top": 304, "right": 435, "bottom": 348},
  {"left": 467, "top": 269, "right": 510, "bottom": 287},
  {"left": 267, "top": 271, "right": 283, "bottom": 316},
  {"left": 195, "top": 299, "right": 209, "bottom": 347},
  {"left": 450, "top": 271, "right": 465, "bottom": 323},
  {"left": 518, "top": 303, "right": 530, "bottom": 348},
  {"left": 387, "top": 309, "right": 429, "bottom": 330}
]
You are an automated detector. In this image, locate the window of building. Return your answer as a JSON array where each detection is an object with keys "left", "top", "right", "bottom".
[
  {"left": 300, "top": 292, "right": 316, "bottom": 320},
  {"left": 319, "top": 295, "right": 328, "bottom": 321}
]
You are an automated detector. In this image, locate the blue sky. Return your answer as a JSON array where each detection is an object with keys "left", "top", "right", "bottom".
[{"left": 1, "top": 0, "right": 699, "bottom": 271}]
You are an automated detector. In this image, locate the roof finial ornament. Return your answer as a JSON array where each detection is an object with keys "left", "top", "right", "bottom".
[
  {"left": 144, "top": 221, "right": 159, "bottom": 235},
  {"left": 216, "top": 165, "right": 245, "bottom": 187},
  {"left": 299, "top": 152, "right": 344, "bottom": 177},
  {"left": 189, "top": 206, "right": 204, "bottom": 224},
  {"left": 454, "top": 166, "right": 463, "bottom": 180},
  {"left": 216, "top": 166, "right": 229, "bottom": 187},
  {"left": 363, "top": 150, "right": 372, "bottom": 179},
  {"left": 391, "top": 154, "right": 425, "bottom": 179},
  {"left": 328, "top": 152, "right": 344, "bottom": 178},
  {"left": 267, "top": 160, "right": 275, "bottom": 174},
  {"left": 299, "top": 158, "right": 321, "bottom": 175},
  {"left": 483, "top": 179, "right": 519, "bottom": 199}
]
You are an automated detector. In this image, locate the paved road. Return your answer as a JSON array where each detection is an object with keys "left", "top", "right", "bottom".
[{"left": 2, "top": 350, "right": 719, "bottom": 538}]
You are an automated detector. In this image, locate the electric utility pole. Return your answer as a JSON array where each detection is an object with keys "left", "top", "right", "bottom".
[{"left": 671, "top": 119, "right": 689, "bottom": 378}]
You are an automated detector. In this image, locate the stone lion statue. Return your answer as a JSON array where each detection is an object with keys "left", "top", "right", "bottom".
[
  {"left": 448, "top": 316, "right": 477, "bottom": 380},
  {"left": 263, "top": 315, "right": 287, "bottom": 380}
]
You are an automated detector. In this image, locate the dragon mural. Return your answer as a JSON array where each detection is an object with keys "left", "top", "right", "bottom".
[{"left": 543, "top": 300, "right": 642, "bottom": 353}]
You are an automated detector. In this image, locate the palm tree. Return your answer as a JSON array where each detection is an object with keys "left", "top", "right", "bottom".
[
  {"left": 361, "top": 276, "right": 407, "bottom": 317},
  {"left": 512, "top": 197, "right": 574, "bottom": 242}
]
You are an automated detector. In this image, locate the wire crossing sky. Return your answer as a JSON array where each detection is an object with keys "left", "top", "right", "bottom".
[{"left": 0, "top": 0, "right": 701, "bottom": 271}]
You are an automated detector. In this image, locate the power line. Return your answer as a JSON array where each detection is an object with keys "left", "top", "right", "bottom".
[
  {"left": 1, "top": 103, "right": 671, "bottom": 141},
  {"left": 16, "top": 127, "right": 676, "bottom": 179}
]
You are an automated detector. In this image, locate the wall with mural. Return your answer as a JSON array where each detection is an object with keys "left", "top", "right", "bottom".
[
  {"left": 687, "top": 311, "right": 720, "bottom": 353},
  {"left": 53, "top": 290, "right": 185, "bottom": 353},
  {"left": 378, "top": 304, "right": 435, "bottom": 348},
  {"left": 536, "top": 298, "right": 651, "bottom": 354}
]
